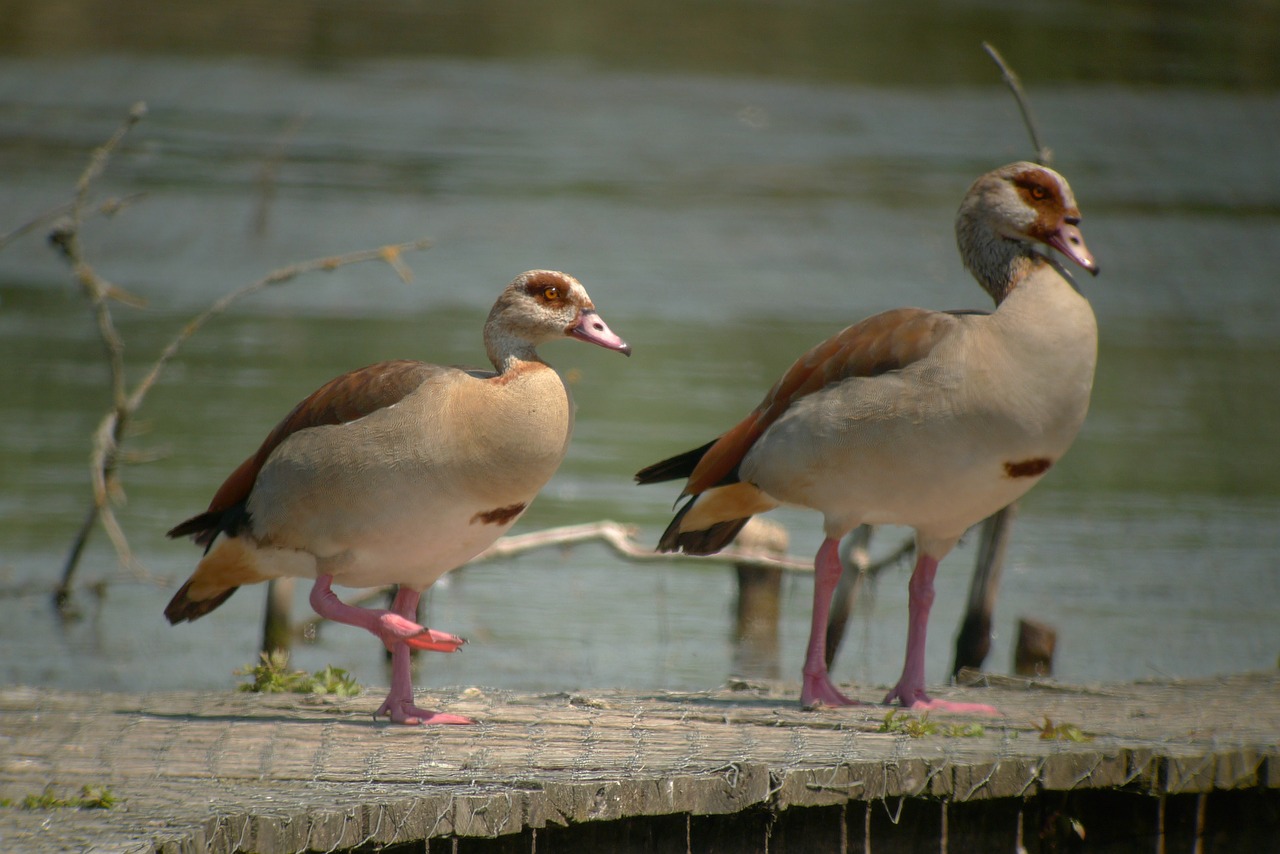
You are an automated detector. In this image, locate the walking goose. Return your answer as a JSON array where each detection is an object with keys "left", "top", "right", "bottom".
[{"left": 167, "top": 270, "right": 630, "bottom": 724}]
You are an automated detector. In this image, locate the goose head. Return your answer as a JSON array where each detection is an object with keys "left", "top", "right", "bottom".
[
  {"left": 957, "top": 162, "right": 1099, "bottom": 302},
  {"left": 484, "top": 270, "right": 631, "bottom": 367}
]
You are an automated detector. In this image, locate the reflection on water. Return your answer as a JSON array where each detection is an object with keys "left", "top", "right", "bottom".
[{"left": 1, "top": 0, "right": 1278, "bottom": 697}]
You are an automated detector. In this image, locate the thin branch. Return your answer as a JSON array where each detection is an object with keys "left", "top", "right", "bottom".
[
  {"left": 125, "top": 237, "right": 435, "bottom": 418},
  {"left": 251, "top": 112, "right": 309, "bottom": 238},
  {"left": 53, "top": 104, "right": 153, "bottom": 606},
  {"left": 982, "top": 42, "right": 1052, "bottom": 166},
  {"left": 0, "top": 194, "right": 146, "bottom": 253}
]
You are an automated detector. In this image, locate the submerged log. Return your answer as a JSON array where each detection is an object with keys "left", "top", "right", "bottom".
[{"left": 261, "top": 577, "right": 295, "bottom": 655}]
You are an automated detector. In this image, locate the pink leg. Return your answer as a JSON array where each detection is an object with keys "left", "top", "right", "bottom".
[
  {"left": 373, "top": 587, "right": 473, "bottom": 726},
  {"left": 308, "top": 575, "right": 465, "bottom": 653},
  {"left": 800, "top": 538, "right": 862, "bottom": 708},
  {"left": 883, "top": 555, "right": 998, "bottom": 715}
]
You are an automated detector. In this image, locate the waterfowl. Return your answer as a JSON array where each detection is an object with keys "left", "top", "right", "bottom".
[
  {"left": 637, "top": 163, "right": 1099, "bottom": 711},
  {"left": 167, "top": 270, "right": 631, "bottom": 724}
]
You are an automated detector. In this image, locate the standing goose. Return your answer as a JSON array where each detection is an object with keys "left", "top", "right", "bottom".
[
  {"left": 637, "top": 163, "right": 1099, "bottom": 712},
  {"left": 167, "top": 270, "right": 630, "bottom": 725}
]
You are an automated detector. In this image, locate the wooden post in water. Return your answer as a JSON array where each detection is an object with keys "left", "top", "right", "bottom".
[
  {"left": 952, "top": 503, "right": 1017, "bottom": 676},
  {"left": 732, "top": 518, "right": 789, "bottom": 680},
  {"left": 1014, "top": 617, "right": 1057, "bottom": 676},
  {"left": 261, "top": 578, "right": 294, "bottom": 655},
  {"left": 824, "top": 526, "right": 873, "bottom": 669}
]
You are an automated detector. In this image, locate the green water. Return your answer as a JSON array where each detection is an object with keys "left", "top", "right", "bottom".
[{"left": 1, "top": 0, "right": 1277, "bottom": 696}]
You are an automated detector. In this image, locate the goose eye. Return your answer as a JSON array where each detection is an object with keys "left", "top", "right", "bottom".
[
  {"left": 542, "top": 286, "right": 561, "bottom": 301},
  {"left": 1029, "top": 185, "right": 1049, "bottom": 201}
]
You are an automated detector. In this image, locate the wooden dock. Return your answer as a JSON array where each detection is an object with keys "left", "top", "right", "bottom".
[{"left": 2, "top": 671, "right": 1278, "bottom": 853}]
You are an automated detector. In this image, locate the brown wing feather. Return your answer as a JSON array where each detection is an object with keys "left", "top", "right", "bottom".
[
  {"left": 683, "top": 308, "right": 955, "bottom": 496},
  {"left": 168, "top": 360, "right": 442, "bottom": 544}
]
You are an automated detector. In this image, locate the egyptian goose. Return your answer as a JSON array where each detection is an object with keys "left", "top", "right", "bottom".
[
  {"left": 166, "top": 270, "right": 630, "bottom": 725},
  {"left": 637, "top": 163, "right": 1099, "bottom": 712}
]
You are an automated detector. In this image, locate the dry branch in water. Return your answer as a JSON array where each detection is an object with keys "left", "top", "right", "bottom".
[
  {"left": 0, "top": 193, "right": 147, "bottom": 254},
  {"left": 32, "top": 102, "right": 434, "bottom": 613}
]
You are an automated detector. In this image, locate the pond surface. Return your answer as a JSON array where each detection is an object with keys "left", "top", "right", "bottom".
[{"left": 1, "top": 0, "right": 1278, "bottom": 698}]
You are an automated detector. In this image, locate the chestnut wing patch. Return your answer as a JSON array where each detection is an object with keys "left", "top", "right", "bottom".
[
  {"left": 470, "top": 503, "right": 527, "bottom": 526},
  {"left": 169, "top": 360, "right": 445, "bottom": 545},
  {"left": 684, "top": 308, "right": 955, "bottom": 496},
  {"left": 1004, "top": 457, "right": 1053, "bottom": 478}
]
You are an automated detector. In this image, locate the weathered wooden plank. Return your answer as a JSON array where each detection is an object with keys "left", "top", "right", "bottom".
[
  {"left": 1041, "top": 750, "right": 1113, "bottom": 791},
  {"left": 1125, "top": 746, "right": 1163, "bottom": 792},
  {"left": 680, "top": 763, "right": 772, "bottom": 815},
  {"left": 1, "top": 672, "right": 1277, "bottom": 852},
  {"left": 451, "top": 790, "right": 523, "bottom": 837},
  {"left": 880, "top": 757, "right": 935, "bottom": 798},
  {"left": 1215, "top": 748, "right": 1262, "bottom": 790},
  {"left": 774, "top": 765, "right": 859, "bottom": 809},
  {"left": 1164, "top": 752, "right": 1219, "bottom": 794},
  {"left": 952, "top": 756, "right": 1040, "bottom": 800}
]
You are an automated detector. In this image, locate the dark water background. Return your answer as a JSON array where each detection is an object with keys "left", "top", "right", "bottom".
[{"left": 1, "top": 1, "right": 1277, "bottom": 696}]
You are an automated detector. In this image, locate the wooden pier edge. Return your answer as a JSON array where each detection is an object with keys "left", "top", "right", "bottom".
[{"left": 1, "top": 671, "right": 1278, "bottom": 852}]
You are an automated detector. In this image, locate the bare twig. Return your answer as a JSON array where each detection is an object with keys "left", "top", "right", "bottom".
[
  {"left": 52, "top": 103, "right": 153, "bottom": 610},
  {"left": 125, "top": 237, "right": 436, "bottom": 422},
  {"left": 251, "top": 112, "right": 309, "bottom": 238},
  {"left": 0, "top": 194, "right": 146, "bottom": 253},
  {"left": 982, "top": 42, "right": 1052, "bottom": 166}
]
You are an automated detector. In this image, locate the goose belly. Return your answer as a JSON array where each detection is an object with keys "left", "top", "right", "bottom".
[
  {"left": 246, "top": 433, "right": 547, "bottom": 591},
  {"left": 742, "top": 376, "right": 1088, "bottom": 540},
  {"left": 322, "top": 496, "right": 526, "bottom": 591}
]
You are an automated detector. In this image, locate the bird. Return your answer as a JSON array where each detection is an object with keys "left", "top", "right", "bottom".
[
  {"left": 636, "top": 162, "right": 1099, "bottom": 712},
  {"left": 166, "top": 270, "right": 631, "bottom": 725}
]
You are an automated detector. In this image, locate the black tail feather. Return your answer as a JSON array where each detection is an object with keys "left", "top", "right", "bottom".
[
  {"left": 167, "top": 503, "right": 251, "bottom": 552},
  {"left": 163, "top": 580, "right": 240, "bottom": 625},
  {"left": 640, "top": 439, "right": 750, "bottom": 556},
  {"left": 635, "top": 440, "right": 716, "bottom": 485},
  {"left": 656, "top": 496, "right": 752, "bottom": 556}
]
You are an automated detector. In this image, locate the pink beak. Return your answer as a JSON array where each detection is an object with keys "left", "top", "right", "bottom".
[
  {"left": 1048, "top": 218, "right": 1100, "bottom": 276},
  {"left": 570, "top": 310, "right": 631, "bottom": 356}
]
